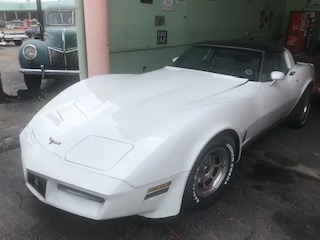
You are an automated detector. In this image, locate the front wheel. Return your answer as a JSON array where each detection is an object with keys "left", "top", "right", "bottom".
[
  {"left": 182, "top": 134, "right": 237, "bottom": 210},
  {"left": 14, "top": 40, "right": 22, "bottom": 46},
  {"left": 286, "top": 85, "right": 312, "bottom": 129},
  {"left": 24, "top": 75, "right": 42, "bottom": 90}
]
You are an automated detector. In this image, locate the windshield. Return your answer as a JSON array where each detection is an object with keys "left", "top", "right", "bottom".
[
  {"left": 47, "top": 10, "right": 75, "bottom": 26},
  {"left": 173, "top": 45, "right": 262, "bottom": 81}
]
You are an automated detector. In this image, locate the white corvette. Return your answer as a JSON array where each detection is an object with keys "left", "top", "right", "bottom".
[{"left": 20, "top": 42, "right": 314, "bottom": 220}]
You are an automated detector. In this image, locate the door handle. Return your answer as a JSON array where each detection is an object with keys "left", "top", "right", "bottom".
[{"left": 289, "top": 71, "right": 296, "bottom": 76}]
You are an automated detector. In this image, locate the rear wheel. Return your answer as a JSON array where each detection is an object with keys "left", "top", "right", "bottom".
[
  {"left": 24, "top": 75, "right": 42, "bottom": 90},
  {"left": 286, "top": 85, "right": 312, "bottom": 129},
  {"left": 182, "top": 134, "right": 236, "bottom": 210}
]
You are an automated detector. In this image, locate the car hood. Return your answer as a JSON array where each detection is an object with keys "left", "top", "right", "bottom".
[
  {"left": 78, "top": 67, "right": 246, "bottom": 114},
  {"left": 44, "top": 25, "right": 77, "bottom": 50},
  {"left": 74, "top": 67, "right": 248, "bottom": 136},
  {"left": 30, "top": 67, "right": 247, "bottom": 165}
]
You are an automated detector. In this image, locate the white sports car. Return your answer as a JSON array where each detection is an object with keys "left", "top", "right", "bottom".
[{"left": 20, "top": 41, "right": 314, "bottom": 220}]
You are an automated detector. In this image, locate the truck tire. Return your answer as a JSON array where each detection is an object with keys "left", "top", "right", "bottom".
[
  {"left": 24, "top": 75, "right": 41, "bottom": 90},
  {"left": 14, "top": 40, "right": 23, "bottom": 46}
]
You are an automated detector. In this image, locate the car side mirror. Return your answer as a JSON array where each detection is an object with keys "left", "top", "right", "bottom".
[
  {"left": 271, "top": 71, "right": 285, "bottom": 80},
  {"left": 172, "top": 57, "right": 179, "bottom": 63},
  {"left": 269, "top": 71, "right": 285, "bottom": 86}
]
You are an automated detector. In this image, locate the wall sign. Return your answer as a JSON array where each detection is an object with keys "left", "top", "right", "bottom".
[
  {"left": 155, "top": 16, "right": 165, "bottom": 26},
  {"left": 157, "top": 30, "right": 167, "bottom": 44},
  {"left": 260, "top": 3, "right": 274, "bottom": 30},
  {"left": 163, "top": 0, "right": 174, "bottom": 11},
  {"left": 176, "top": 0, "right": 186, "bottom": 4}
]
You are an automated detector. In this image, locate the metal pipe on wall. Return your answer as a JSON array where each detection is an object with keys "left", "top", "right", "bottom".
[
  {"left": 36, "top": 0, "right": 44, "bottom": 41},
  {"left": 75, "top": 0, "right": 88, "bottom": 80}
]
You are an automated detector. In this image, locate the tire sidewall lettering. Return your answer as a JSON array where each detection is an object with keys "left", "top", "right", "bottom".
[
  {"left": 191, "top": 141, "right": 235, "bottom": 204},
  {"left": 192, "top": 180, "right": 200, "bottom": 203},
  {"left": 224, "top": 143, "right": 235, "bottom": 185}
]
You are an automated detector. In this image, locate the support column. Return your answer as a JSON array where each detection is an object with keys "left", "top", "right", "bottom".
[
  {"left": 75, "top": 0, "right": 88, "bottom": 80},
  {"left": 83, "top": 0, "right": 110, "bottom": 77}
]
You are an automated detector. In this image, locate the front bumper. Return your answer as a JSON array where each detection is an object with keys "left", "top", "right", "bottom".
[
  {"left": 20, "top": 65, "right": 79, "bottom": 78},
  {"left": 20, "top": 124, "right": 186, "bottom": 220},
  {"left": 2, "top": 33, "right": 28, "bottom": 41}
]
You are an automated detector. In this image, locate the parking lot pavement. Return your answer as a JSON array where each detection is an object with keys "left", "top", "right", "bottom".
[
  {"left": 1, "top": 44, "right": 320, "bottom": 239},
  {"left": 245, "top": 97, "right": 320, "bottom": 181},
  {"left": 0, "top": 100, "right": 38, "bottom": 153},
  {"left": 0, "top": 43, "right": 26, "bottom": 96}
]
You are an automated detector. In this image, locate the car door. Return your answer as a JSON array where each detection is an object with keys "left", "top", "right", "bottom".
[{"left": 257, "top": 51, "right": 294, "bottom": 132}]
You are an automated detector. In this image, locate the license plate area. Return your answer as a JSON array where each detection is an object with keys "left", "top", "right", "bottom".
[{"left": 27, "top": 172, "right": 47, "bottom": 197}]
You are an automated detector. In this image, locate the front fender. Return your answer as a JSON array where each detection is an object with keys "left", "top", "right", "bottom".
[
  {"left": 108, "top": 102, "right": 247, "bottom": 188},
  {"left": 19, "top": 39, "right": 50, "bottom": 69}
]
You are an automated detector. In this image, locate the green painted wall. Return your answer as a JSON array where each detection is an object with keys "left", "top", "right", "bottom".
[
  {"left": 108, "top": 0, "right": 188, "bottom": 73},
  {"left": 108, "top": 0, "right": 287, "bottom": 74}
]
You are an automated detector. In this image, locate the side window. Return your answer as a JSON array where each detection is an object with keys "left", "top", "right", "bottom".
[
  {"left": 47, "top": 11, "right": 61, "bottom": 25},
  {"left": 261, "top": 52, "right": 289, "bottom": 82}
]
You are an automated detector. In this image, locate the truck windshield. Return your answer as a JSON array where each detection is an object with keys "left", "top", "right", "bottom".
[{"left": 47, "top": 10, "right": 75, "bottom": 26}]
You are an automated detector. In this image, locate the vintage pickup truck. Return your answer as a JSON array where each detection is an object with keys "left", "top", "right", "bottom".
[
  {"left": 19, "top": 4, "right": 79, "bottom": 90},
  {"left": 0, "top": 20, "right": 29, "bottom": 46}
]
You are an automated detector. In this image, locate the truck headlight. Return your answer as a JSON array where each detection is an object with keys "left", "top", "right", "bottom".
[{"left": 23, "top": 44, "right": 37, "bottom": 60}]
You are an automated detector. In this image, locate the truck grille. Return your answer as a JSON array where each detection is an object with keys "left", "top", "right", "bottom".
[{"left": 48, "top": 48, "right": 79, "bottom": 70}]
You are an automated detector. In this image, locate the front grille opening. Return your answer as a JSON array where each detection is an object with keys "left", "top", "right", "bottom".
[
  {"left": 58, "top": 184, "right": 105, "bottom": 203},
  {"left": 49, "top": 49, "right": 79, "bottom": 70},
  {"left": 27, "top": 172, "right": 47, "bottom": 197}
]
